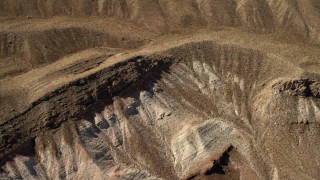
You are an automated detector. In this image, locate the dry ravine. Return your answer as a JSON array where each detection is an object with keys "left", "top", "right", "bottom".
[{"left": 1, "top": 1, "right": 320, "bottom": 180}]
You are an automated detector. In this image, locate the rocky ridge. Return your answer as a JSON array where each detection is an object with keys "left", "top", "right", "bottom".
[{"left": 1, "top": 0, "right": 320, "bottom": 179}]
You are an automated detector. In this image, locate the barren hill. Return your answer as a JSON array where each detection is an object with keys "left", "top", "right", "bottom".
[{"left": 1, "top": 1, "right": 320, "bottom": 179}]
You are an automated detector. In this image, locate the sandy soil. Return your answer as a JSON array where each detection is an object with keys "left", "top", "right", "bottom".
[{"left": 0, "top": 1, "right": 320, "bottom": 179}]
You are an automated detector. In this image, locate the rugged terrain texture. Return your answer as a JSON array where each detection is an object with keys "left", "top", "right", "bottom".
[{"left": 1, "top": 1, "right": 320, "bottom": 180}]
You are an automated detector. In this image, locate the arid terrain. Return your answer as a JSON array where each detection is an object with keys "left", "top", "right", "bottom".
[{"left": 1, "top": 0, "right": 320, "bottom": 179}]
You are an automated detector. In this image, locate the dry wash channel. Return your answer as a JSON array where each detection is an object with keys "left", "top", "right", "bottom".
[{"left": 0, "top": 39, "right": 320, "bottom": 179}]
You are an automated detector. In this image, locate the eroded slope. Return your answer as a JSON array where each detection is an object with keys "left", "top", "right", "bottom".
[
  {"left": 1, "top": 0, "right": 320, "bottom": 43},
  {"left": 0, "top": 38, "right": 320, "bottom": 179},
  {"left": 1, "top": 1, "right": 320, "bottom": 179}
]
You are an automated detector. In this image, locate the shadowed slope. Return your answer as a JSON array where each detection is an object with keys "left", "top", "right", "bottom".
[{"left": 0, "top": 37, "right": 319, "bottom": 179}]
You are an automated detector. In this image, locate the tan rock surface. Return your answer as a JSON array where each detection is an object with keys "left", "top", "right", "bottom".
[{"left": 1, "top": 1, "right": 320, "bottom": 179}]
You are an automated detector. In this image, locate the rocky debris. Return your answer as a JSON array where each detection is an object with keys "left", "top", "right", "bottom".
[
  {"left": 310, "top": 82, "right": 320, "bottom": 98},
  {"left": 140, "top": 91, "right": 153, "bottom": 99},
  {"left": 156, "top": 110, "right": 172, "bottom": 120},
  {"left": 152, "top": 85, "right": 163, "bottom": 93},
  {"left": 94, "top": 113, "right": 109, "bottom": 129},
  {"left": 171, "top": 119, "right": 263, "bottom": 179},
  {"left": 1, "top": 38, "right": 320, "bottom": 179},
  {"left": 125, "top": 105, "right": 139, "bottom": 116},
  {"left": 187, "top": 146, "right": 240, "bottom": 180},
  {"left": 124, "top": 98, "right": 140, "bottom": 116},
  {"left": 0, "top": 55, "right": 173, "bottom": 164},
  {"left": 276, "top": 79, "right": 320, "bottom": 98},
  {"left": 104, "top": 113, "right": 117, "bottom": 126}
]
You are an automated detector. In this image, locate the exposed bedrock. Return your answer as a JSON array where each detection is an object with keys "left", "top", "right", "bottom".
[
  {"left": 1, "top": 41, "right": 320, "bottom": 179},
  {"left": 0, "top": 55, "right": 173, "bottom": 166},
  {"left": 274, "top": 79, "right": 320, "bottom": 98}
]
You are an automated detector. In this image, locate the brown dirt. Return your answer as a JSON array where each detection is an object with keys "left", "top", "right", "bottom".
[{"left": 0, "top": 1, "right": 320, "bottom": 179}]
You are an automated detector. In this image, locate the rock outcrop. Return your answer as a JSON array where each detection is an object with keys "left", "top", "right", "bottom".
[
  {"left": 276, "top": 79, "right": 320, "bottom": 98},
  {"left": 1, "top": 1, "right": 320, "bottom": 179},
  {"left": 1, "top": 39, "right": 320, "bottom": 179}
]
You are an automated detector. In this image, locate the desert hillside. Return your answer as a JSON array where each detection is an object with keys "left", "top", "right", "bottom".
[{"left": 1, "top": 1, "right": 320, "bottom": 179}]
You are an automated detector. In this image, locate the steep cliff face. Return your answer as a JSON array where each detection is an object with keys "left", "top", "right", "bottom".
[{"left": 1, "top": 38, "right": 320, "bottom": 179}]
